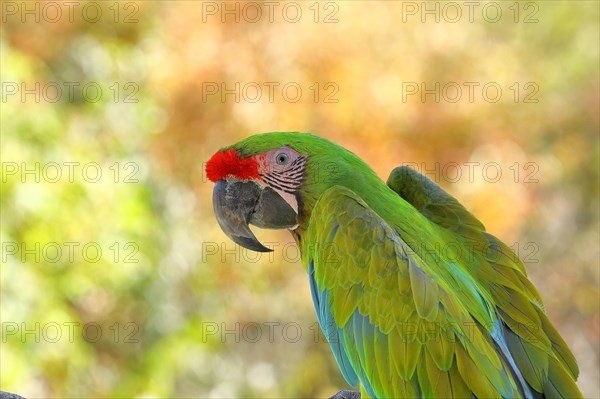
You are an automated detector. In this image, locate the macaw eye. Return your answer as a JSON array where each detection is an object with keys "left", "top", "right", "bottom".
[{"left": 276, "top": 153, "right": 289, "bottom": 165}]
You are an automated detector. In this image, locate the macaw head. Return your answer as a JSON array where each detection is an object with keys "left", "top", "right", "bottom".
[{"left": 206, "top": 132, "right": 378, "bottom": 252}]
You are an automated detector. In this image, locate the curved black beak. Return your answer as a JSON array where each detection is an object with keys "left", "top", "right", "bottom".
[{"left": 212, "top": 179, "right": 297, "bottom": 253}]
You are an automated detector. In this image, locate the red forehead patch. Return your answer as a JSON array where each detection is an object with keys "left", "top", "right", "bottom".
[{"left": 206, "top": 149, "right": 260, "bottom": 182}]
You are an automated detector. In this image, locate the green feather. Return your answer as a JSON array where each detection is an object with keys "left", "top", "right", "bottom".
[
  {"left": 504, "top": 326, "right": 546, "bottom": 392},
  {"left": 389, "top": 326, "right": 421, "bottom": 380},
  {"left": 332, "top": 284, "right": 360, "bottom": 327},
  {"left": 408, "top": 259, "right": 440, "bottom": 321},
  {"left": 424, "top": 354, "right": 472, "bottom": 399},
  {"left": 544, "top": 355, "right": 583, "bottom": 399},
  {"left": 425, "top": 319, "right": 455, "bottom": 370},
  {"left": 537, "top": 307, "right": 580, "bottom": 379},
  {"left": 455, "top": 344, "right": 502, "bottom": 399}
]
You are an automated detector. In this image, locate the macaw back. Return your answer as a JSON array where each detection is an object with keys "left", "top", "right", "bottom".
[{"left": 299, "top": 165, "right": 581, "bottom": 399}]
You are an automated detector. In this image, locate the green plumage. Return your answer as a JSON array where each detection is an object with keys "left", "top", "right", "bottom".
[{"left": 227, "top": 132, "right": 582, "bottom": 399}]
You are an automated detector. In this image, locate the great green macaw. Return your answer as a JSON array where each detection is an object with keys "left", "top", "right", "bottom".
[{"left": 206, "top": 132, "right": 582, "bottom": 399}]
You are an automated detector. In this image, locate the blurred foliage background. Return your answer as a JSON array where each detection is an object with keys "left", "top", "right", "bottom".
[{"left": 1, "top": 1, "right": 598, "bottom": 397}]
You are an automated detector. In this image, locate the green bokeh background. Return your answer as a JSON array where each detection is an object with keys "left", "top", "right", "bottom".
[{"left": 1, "top": 1, "right": 598, "bottom": 397}]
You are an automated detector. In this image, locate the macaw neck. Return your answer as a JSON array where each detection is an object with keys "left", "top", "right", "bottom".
[
  {"left": 291, "top": 146, "right": 421, "bottom": 265},
  {"left": 293, "top": 168, "right": 404, "bottom": 271}
]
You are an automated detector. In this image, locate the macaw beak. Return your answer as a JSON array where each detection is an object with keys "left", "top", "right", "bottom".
[{"left": 212, "top": 179, "right": 298, "bottom": 253}]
